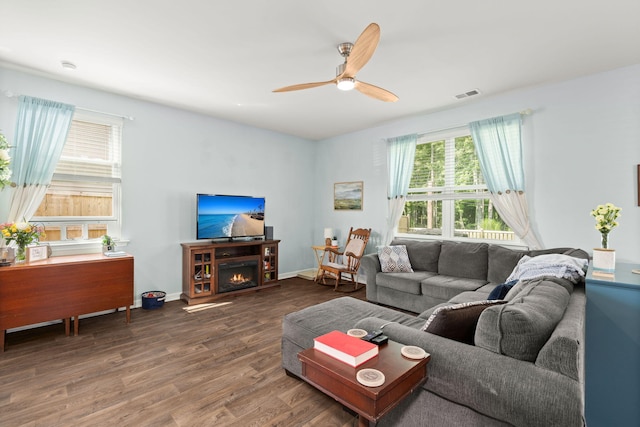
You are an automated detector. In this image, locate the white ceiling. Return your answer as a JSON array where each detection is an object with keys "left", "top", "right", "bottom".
[{"left": 1, "top": 1, "right": 639, "bottom": 140}]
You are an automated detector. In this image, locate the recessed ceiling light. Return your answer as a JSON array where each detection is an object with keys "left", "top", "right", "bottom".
[{"left": 61, "top": 61, "right": 77, "bottom": 70}]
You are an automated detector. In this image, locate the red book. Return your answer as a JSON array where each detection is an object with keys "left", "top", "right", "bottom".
[{"left": 313, "top": 330, "right": 378, "bottom": 367}]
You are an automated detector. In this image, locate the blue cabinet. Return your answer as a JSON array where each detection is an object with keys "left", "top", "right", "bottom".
[{"left": 586, "top": 262, "right": 640, "bottom": 426}]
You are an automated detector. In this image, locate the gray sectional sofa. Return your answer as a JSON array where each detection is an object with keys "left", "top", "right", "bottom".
[
  {"left": 361, "top": 239, "right": 587, "bottom": 313},
  {"left": 281, "top": 240, "right": 589, "bottom": 426}
]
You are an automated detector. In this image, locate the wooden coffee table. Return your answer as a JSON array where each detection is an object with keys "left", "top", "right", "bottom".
[{"left": 298, "top": 340, "right": 430, "bottom": 426}]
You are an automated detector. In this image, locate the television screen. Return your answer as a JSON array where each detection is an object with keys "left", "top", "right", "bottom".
[{"left": 197, "top": 194, "right": 265, "bottom": 240}]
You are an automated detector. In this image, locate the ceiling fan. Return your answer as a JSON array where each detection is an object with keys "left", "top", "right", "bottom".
[{"left": 273, "top": 23, "right": 398, "bottom": 102}]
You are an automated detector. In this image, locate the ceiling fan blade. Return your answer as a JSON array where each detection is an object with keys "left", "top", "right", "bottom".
[
  {"left": 354, "top": 81, "right": 398, "bottom": 102},
  {"left": 273, "top": 80, "right": 336, "bottom": 93},
  {"left": 342, "top": 23, "right": 380, "bottom": 78}
]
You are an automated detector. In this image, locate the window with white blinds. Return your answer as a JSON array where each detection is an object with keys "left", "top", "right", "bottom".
[
  {"left": 33, "top": 111, "right": 122, "bottom": 242},
  {"left": 398, "top": 127, "right": 516, "bottom": 242}
]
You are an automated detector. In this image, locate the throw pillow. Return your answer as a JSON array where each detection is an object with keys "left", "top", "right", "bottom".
[
  {"left": 487, "top": 279, "right": 519, "bottom": 300},
  {"left": 421, "top": 300, "right": 507, "bottom": 344},
  {"left": 378, "top": 245, "right": 414, "bottom": 273}
]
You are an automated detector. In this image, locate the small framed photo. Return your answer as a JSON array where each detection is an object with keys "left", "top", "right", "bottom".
[
  {"left": 27, "top": 245, "right": 49, "bottom": 263},
  {"left": 334, "top": 181, "right": 363, "bottom": 211}
]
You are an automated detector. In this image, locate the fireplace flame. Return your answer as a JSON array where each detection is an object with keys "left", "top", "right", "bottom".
[{"left": 230, "top": 274, "right": 248, "bottom": 284}]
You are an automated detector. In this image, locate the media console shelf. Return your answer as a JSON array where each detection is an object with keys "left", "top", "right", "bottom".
[{"left": 181, "top": 239, "right": 280, "bottom": 305}]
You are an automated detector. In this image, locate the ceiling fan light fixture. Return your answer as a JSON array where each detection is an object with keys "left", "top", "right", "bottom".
[{"left": 336, "top": 77, "right": 355, "bottom": 91}]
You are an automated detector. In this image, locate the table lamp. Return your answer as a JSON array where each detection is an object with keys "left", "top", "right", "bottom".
[{"left": 324, "top": 228, "right": 334, "bottom": 246}]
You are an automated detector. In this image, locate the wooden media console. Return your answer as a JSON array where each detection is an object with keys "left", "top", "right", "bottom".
[{"left": 180, "top": 239, "right": 280, "bottom": 305}]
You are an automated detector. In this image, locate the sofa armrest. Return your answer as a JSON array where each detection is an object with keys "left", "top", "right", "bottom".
[
  {"left": 354, "top": 317, "right": 584, "bottom": 427},
  {"left": 360, "top": 253, "right": 381, "bottom": 303}
]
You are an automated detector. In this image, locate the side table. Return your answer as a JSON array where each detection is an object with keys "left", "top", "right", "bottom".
[
  {"left": 298, "top": 340, "right": 430, "bottom": 426},
  {"left": 311, "top": 244, "right": 338, "bottom": 282}
]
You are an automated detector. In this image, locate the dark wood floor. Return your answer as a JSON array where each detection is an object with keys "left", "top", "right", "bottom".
[{"left": 0, "top": 278, "right": 367, "bottom": 427}]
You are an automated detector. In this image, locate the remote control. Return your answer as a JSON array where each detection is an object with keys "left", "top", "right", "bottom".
[
  {"left": 370, "top": 334, "right": 389, "bottom": 345},
  {"left": 362, "top": 330, "right": 384, "bottom": 342}
]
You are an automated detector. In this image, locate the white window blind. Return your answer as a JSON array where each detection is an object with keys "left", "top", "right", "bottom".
[
  {"left": 53, "top": 113, "right": 122, "bottom": 184},
  {"left": 33, "top": 110, "right": 123, "bottom": 243}
]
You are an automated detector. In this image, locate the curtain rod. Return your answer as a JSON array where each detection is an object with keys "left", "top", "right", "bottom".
[
  {"left": 393, "top": 108, "right": 533, "bottom": 139},
  {"left": 1, "top": 89, "right": 135, "bottom": 121}
]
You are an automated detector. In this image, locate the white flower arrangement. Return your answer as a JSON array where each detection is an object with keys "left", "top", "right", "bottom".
[
  {"left": 0, "top": 131, "right": 12, "bottom": 189},
  {"left": 590, "top": 202, "right": 621, "bottom": 249}
]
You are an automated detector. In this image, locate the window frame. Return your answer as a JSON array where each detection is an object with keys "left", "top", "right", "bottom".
[
  {"left": 31, "top": 110, "right": 123, "bottom": 249},
  {"left": 395, "top": 126, "right": 522, "bottom": 246}
]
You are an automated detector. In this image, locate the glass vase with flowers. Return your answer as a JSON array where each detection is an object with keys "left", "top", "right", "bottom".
[
  {"left": 0, "top": 221, "right": 45, "bottom": 263},
  {"left": 590, "top": 203, "right": 621, "bottom": 249},
  {"left": 590, "top": 203, "right": 621, "bottom": 272}
]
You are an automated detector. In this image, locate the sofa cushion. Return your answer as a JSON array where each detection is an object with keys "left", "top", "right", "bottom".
[
  {"left": 378, "top": 245, "right": 414, "bottom": 273},
  {"left": 422, "top": 300, "right": 507, "bottom": 344},
  {"left": 282, "top": 296, "right": 421, "bottom": 351},
  {"left": 475, "top": 278, "right": 571, "bottom": 362},
  {"left": 377, "top": 271, "right": 436, "bottom": 295},
  {"left": 535, "top": 287, "right": 585, "bottom": 380},
  {"left": 487, "top": 245, "right": 528, "bottom": 283},
  {"left": 421, "top": 275, "right": 487, "bottom": 302},
  {"left": 391, "top": 239, "right": 441, "bottom": 272},
  {"left": 438, "top": 241, "right": 489, "bottom": 280}
]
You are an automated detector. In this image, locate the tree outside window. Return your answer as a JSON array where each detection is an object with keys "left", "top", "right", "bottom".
[{"left": 398, "top": 129, "right": 514, "bottom": 242}]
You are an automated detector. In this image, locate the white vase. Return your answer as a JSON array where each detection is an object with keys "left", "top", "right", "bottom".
[{"left": 592, "top": 247, "right": 615, "bottom": 271}]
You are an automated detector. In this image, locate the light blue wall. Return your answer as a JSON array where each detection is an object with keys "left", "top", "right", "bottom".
[
  {"left": 0, "top": 67, "right": 317, "bottom": 300},
  {"left": 1, "top": 63, "right": 639, "bottom": 302},
  {"left": 314, "top": 64, "right": 640, "bottom": 263}
]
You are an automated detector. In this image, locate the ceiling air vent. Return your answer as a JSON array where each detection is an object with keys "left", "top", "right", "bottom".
[{"left": 454, "top": 89, "right": 481, "bottom": 100}]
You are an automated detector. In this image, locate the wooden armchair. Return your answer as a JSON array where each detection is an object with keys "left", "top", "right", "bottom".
[{"left": 318, "top": 227, "right": 371, "bottom": 292}]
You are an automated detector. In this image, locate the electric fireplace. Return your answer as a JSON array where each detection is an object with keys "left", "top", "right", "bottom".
[{"left": 217, "top": 259, "right": 259, "bottom": 293}]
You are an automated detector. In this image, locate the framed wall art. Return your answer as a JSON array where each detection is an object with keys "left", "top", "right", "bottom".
[{"left": 334, "top": 181, "right": 363, "bottom": 211}]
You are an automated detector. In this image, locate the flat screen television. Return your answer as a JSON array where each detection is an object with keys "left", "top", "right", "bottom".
[{"left": 197, "top": 194, "right": 265, "bottom": 240}]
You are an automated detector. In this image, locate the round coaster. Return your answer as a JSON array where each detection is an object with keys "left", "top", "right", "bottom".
[
  {"left": 401, "top": 345, "right": 427, "bottom": 360},
  {"left": 346, "top": 328, "right": 367, "bottom": 338},
  {"left": 356, "top": 368, "right": 385, "bottom": 387}
]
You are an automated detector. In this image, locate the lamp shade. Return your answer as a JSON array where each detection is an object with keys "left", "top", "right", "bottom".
[{"left": 324, "top": 228, "right": 334, "bottom": 239}]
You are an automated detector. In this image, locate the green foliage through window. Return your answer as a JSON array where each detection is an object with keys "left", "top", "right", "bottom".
[{"left": 399, "top": 130, "right": 514, "bottom": 241}]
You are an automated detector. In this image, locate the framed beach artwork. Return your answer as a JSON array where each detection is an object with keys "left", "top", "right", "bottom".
[{"left": 334, "top": 181, "right": 363, "bottom": 211}]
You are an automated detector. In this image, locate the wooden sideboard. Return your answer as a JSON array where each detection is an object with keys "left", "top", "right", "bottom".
[
  {"left": 0, "top": 253, "right": 134, "bottom": 351},
  {"left": 181, "top": 240, "right": 280, "bottom": 305}
]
